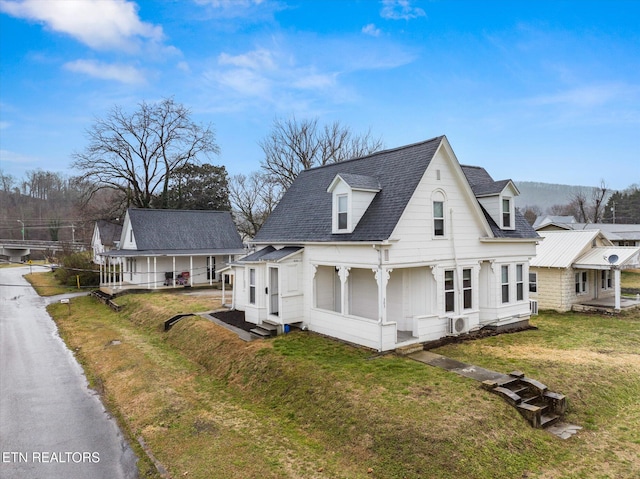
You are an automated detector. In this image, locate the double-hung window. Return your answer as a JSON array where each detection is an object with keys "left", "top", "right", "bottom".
[
  {"left": 249, "top": 268, "right": 256, "bottom": 304},
  {"left": 575, "top": 271, "right": 587, "bottom": 294},
  {"left": 444, "top": 270, "right": 455, "bottom": 312},
  {"left": 501, "top": 265, "right": 510, "bottom": 303},
  {"left": 529, "top": 272, "right": 537, "bottom": 293},
  {"left": 433, "top": 201, "right": 444, "bottom": 237},
  {"left": 337, "top": 195, "right": 348, "bottom": 230},
  {"left": 463, "top": 268, "right": 472, "bottom": 309},
  {"left": 516, "top": 264, "right": 524, "bottom": 301},
  {"left": 601, "top": 270, "right": 612, "bottom": 289},
  {"left": 502, "top": 198, "right": 511, "bottom": 228}
]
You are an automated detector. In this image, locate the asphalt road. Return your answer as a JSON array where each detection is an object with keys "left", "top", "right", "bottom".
[{"left": 0, "top": 266, "right": 139, "bottom": 479}]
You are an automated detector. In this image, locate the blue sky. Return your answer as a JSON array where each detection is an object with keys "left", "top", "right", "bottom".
[{"left": 1, "top": 0, "right": 638, "bottom": 190}]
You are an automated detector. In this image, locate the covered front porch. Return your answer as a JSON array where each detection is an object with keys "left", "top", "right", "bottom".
[
  {"left": 98, "top": 250, "right": 239, "bottom": 294},
  {"left": 573, "top": 295, "right": 640, "bottom": 313}
]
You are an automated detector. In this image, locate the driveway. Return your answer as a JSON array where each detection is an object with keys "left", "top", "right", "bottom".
[{"left": 0, "top": 267, "right": 139, "bottom": 479}]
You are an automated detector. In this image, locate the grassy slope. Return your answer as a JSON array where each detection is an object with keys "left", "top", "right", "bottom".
[{"left": 47, "top": 290, "right": 640, "bottom": 479}]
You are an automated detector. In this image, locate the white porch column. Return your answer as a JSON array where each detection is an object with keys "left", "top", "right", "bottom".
[
  {"left": 147, "top": 257, "right": 150, "bottom": 289},
  {"left": 222, "top": 273, "right": 226, "bottom": 305},
  {"left": 209, "top": 255, "right": 213, "bottom": 286},
  {"left": 153, "top": 257, "right": 157, "bottom": 289},
  {"left": 119, "top": 258, "right": 123, "bottom": 289},
  {"left": 614, "top": 268, "right": 621, "bottom": 311},
  {"left": 338, "top": 266, "right": 350, "bottom": 315},
  {"left": 190, "top": 256, "right": 193, "bottom": 286},
  {"left": 373, "top": 268, "right": 393, "bottom": 323},
  {"left": 99, "top": 260, "right": 103, "bottom": 286},
  {"left": 172, "top": 256, "right": 176, "bottom": 287}
]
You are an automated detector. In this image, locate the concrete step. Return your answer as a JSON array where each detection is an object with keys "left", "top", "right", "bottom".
[{"left": 249, "top": 327, "right": 273, "bottom": 338}]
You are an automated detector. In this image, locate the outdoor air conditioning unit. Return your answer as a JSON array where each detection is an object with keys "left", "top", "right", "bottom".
[
  {"left": 448, "top": 316, "right": 468, "bottom": 335},
  {"left": 530, "top": 299, "right": 539, "bottom": 315}
]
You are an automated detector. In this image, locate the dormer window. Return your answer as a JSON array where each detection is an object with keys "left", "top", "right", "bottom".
[
  {"left": 502, "top": 198, "right": 511, "bottom": 228},
  {"left": 328, "top": 173, "right": 380, "bottom": 234},
  {"left": 337, "top": 195, "right": 348, "bottom": 230}
]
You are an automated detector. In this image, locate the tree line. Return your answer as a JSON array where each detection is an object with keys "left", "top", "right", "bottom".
[
  {"left": 1, "top": 97, "right": 383, "bottom": 242},
  {"left": 1, "top": 97, "right": 637, "bottom": 244}
]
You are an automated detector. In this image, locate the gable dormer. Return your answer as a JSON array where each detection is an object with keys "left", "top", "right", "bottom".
[
  {"left": 119, "top": 211, "right": 138, "bottom": 250},
  {"left": 474, "top": 180, "right": 519, "bottom": 231},
  {"left": 327, "top": 173, "right": 381, "bottom": 234}
]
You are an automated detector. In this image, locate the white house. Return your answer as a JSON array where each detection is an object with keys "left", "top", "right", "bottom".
[
  {"left": 91, "top": 220, "right": 123, "bottom": 265},
  {"left": 530, "top": 229, "right": 640, "bottom": 312},
  {"left": 228, "top": 136, "right": 540, "bottom": 352},
  {"left": 99, "top": 208, "right": 244, "bottom": 293}
]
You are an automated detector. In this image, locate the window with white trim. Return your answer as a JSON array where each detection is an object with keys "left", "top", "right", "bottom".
[
  {"left": 249, "top": 268, "right": 256, "bottom": 304},
  {"left": 575, "top": 271, "right": 587, "bottom": 294},
  {"left": 433, "top": 201, "right": 444, "bottom": 237},
  {"left": 337, "top": 194, "right": 348, "bottom": 230},
  {"left": 501, "top": 265, "right": 510, "bottom": 303},
  {"left": 502, "top": 198, "right": 511, "bottom": 228},
  {"left": 444, "top": 270, "right": 455, "bottom": 312},
  {"left": 601, "top": 270, "right": 612, "bottom": 290},
  {"left": 516, "top": 264, "right": 524, "bottom": 301},
  {"left": 463, "top": 268, "right": 472, "bottom": 309},
  {"left": 529, "top": 272, "right": 537, "bottom": 293}
]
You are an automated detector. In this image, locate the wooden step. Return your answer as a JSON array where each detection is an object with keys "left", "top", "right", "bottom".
[
  {"left": 249, "top": 327, "right": 273, "bottom": 338},
  {"left": 540, "top": 414, "right": 561, "bottom": 428}
]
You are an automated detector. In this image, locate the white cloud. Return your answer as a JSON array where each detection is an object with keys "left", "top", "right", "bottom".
[
  {"left": 218, "top": 48, "right": 276, "bottom": 70},
  {"left": 380, "top": 0, "right": 426, "bottom": 20},
  {"left": 0, "top": 0, "right": 164, "bottom": 52},
  {"left": 362, "top": 23, "right": 380, "bottom": 37},
  {"left": 526, "top": 83, "right": 639, "bottom": 109},
  {"left": 64, "top": 59, "right": 146, "bottom": 84}
]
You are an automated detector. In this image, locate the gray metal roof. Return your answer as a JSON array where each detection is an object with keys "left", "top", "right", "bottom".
[
  {"left": 127, "top": 208, "right": 244, "bottom": 252},
  {"left": 253, "top": 136, "right": 538, "bottom": 243}
]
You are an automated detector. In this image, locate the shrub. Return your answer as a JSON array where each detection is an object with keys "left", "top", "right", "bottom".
[{"left": 54, "top": 252, "right": 100, "bottom": 287}]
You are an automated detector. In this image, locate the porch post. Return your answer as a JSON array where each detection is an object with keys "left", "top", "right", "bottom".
[
  {"left": 209, "top": 255, "right": 213, "bottom": 286},
  {"left": 614, "top": 268, "right": 621, "bottom": 311},
  {"left": 222, "top": 273, "right": 226, "bottom": 305},
  {"left": 172, "top": 256, "right": 176, "bottom": 287},
  {"left": 373, "top": 267, "right": 392, "bottom": 350},
  {"left": 99, "top": 260, "right": 103, "bottom": 286},
  {"left": 119, "top": 258, "right": 123, "bottom": 289},
  {"left": 190, "top": 256, "right": 193, "bottom": 286},
  {"left": 153, "top": 257, "right": 157, "bottom": 289},
  {"left": 147, "top": 257, "right": 150, "bottom": 289},
  {"left": 338, "top": 266, "right": 350, "bottom": 315}
]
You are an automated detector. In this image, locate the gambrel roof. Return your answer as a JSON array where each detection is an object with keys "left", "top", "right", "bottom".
[
  {"left": 254, "top": 136, "right": 537, "bottom": 243},
  {"left": 119, "top": 208, "right": 244, "bottom": 254}
]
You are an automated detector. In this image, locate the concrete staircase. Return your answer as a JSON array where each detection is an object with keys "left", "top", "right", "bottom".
[
  {"left": 482, "top": 371, "right": 566, "bottom": 429},
  {"left": 249, "top": 321, "right": 279, "bottom": 339}
]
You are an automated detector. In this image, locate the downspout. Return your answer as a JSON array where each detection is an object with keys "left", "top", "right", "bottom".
[
  {"left": 450, "top": 208, "right": 462, "bottom": 313},
  {"left": 375, "top": 245, "right": 384, "bottom": 353}
]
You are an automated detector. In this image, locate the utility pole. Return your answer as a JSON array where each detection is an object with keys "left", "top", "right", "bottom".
[{"left": 17, "top": 220, "right": 25, "bottom": 241}]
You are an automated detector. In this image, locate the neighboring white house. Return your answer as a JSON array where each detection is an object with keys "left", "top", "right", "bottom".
[
  {"left": 99, "top": 209, "right": 244, "bottom": 293},
  {"left": 228, "top": 136, "right": 540, "bottom": 352},
  {"left": 530, "top": 230, "right": 640, "bottom": 312},
  {"left": 91, "top": 220, "right": 123, "bottom": 264}
]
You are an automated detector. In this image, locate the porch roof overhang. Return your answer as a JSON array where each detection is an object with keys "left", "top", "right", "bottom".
[
  {"left": 573, "top": 246, "right": 640, "bottom": 270},
  {"left": 237, "top": 246, "right": 304, "bottom": 264},
  {"left": 99, "top": 248, "right": 246, "bottom": 258}
]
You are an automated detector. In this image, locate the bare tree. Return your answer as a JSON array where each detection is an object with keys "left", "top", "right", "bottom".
[
  {"left": 229, "top": 172, "right": 281, "bottom": 239},
  {"left": 259, "top": 116, "right": 383, "bottom": 189},
  {"left": 569, "top": 180, "right": 608, "bottom": 223},
  {"left": 72, "top": 97, "right": 219, "bottom": 208}
]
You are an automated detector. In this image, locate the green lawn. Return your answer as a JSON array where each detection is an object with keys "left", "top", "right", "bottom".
[{"left": 46, "top": 292, "right": 640, "bottom": 479}]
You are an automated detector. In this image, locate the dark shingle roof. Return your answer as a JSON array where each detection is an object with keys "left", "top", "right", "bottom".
[
  {"left": 255, "top": 136, "right": 444, "bottom": 242},
  {"left": 128, "top": 209, "right": 243, "bottom": 251},
  {"left": 97, "top": 220, "right": 122, "bottom": 246},
  {"left": 240, "top": 246, "right": 303, "bottom": 263},
  {"left": 254, "top": 137, "right": 538, "bottom": 243},
  {"left": 461, "top": 165, "right": 538, "bottom": 239},
  {"left": 336, "top": 173, "right": 381, "bottom": 191}
]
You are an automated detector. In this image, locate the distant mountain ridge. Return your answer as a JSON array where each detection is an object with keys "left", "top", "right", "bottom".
[{"left": 514, "top": 181, "right": 612, "bottom": 212}]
